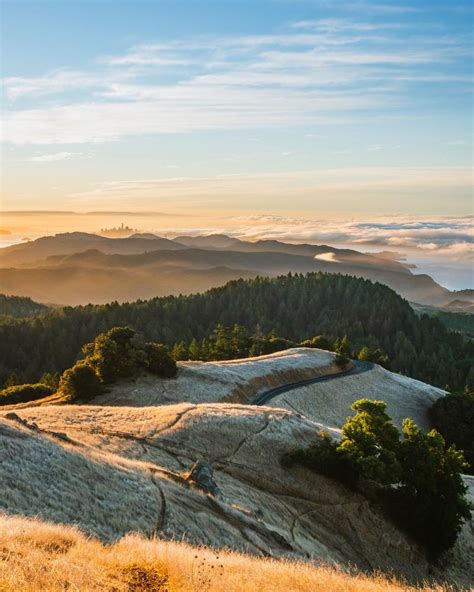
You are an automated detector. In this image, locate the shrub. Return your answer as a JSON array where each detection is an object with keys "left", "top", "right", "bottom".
[
  {"left": 59, "top": 362, "right": 103, "bottom": 402},
  {"left": 357, "top": 346, "right": 391, "bottom": 370},
  {"left": 386, "top": 419, "right": 470, "bottom": 558},
  {"left": 335, "top": 353, "right": 350, "bottom": 368},
  {"left": 282, "top": 398, "right": 471, "bottom": 559},
  {"left": 334, "top": 335, "right": 351, "bottom": 356},
  {"left": 263, "top": 337, "right": 295, "bottom": 354},
  {"left": 39, "top": 372, "right": 61, "bottom": 390},
  {"left": 85, "top": 326, "right": 140, "bottom": 383},
  {"left": 72, "top": 327, "right": 178, "bottom": 390},
  {"left": 0, "top": 383, "right": 54, "bottom": 405},
  {"left": 300, "top": 335, "right": 333, "bottom": 351},
  {"left": 144, "top": 343, "right": 177, "bottom": 378},
  {"left": 429, "top": 391, "right": 474, "bottom": 474},
  {"left": 281, "top": 430, "right": 359, "bottom": 486}
]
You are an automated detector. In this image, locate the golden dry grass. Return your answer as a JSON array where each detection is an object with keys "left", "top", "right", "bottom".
[{"left": 0, "top": 514, "right": 452, "bottom": 592}]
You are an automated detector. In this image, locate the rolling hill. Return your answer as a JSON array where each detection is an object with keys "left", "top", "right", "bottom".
[
  {"left": 0, "top": 349, "right": 472, "bottom": 588},
  {"left": 0, "top": 232, "right": 469, "bottom": 308}
]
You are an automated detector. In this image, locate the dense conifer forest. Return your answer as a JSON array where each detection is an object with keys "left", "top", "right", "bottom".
[
  {"left": 0, "top": 294, "right": 49, "bottom": 319},
  {"left": 0, "top": 273, "right": 472, "bottom": 390}
]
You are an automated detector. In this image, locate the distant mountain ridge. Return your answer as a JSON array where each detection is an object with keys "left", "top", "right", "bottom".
[
  {"left": 0, "top": 231, "right": 184, "bottom": 265},
  {"left": 0, "top": 231, "right": 471, "bottom": 309}
]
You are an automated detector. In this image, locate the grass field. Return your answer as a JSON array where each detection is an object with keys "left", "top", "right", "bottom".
[{"left": 0, "top": 514, "right": 452, "bottom": 592}]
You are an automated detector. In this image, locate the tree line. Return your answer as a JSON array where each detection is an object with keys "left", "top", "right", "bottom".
[{"left": 0, "top": 273, "right": 472, "bottom": 390}]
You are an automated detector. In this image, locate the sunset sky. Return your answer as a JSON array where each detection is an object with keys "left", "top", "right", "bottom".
[{"left": 0, "top": 0, "right": 472, "bottom": 287}]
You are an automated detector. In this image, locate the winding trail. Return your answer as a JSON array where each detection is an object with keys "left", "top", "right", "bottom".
[{"left": 249, "top": 361, "right": 373, "bottom": 406}]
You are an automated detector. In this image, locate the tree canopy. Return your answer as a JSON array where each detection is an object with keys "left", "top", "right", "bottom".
[{"left": 0, "top": 273, "right": 471, "bottom": 390}]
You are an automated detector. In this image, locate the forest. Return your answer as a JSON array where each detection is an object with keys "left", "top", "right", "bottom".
[
  {"left": 0, "top": 294, "right": 49, "bottom": 318},
  {"left": 0, "top": 273, "right": 472, "bottom": 391}
]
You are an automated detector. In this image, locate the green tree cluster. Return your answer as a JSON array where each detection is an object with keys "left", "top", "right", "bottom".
[
  {"left": 0, "top": 294, "right": 49, "bottom": 319},
  {"left": 429, "top": 390, "right": 474, "bottom": 475},
  {"left": 0, "top": 383, "right": 54, "bottom": 405},
  {"left": 357, "top": 346, "right": 391, "bottom": 369},
  {"left": 58, "top": 327, "right": 177, "bottom": 401},
  {"left": 59, "top": 362, "right": 103, "bottom": 402},
  {"left": 282, "top": 399, "right": 471, "bottom": 559},
  {"left": 172, "top": 324, "right": 296, "bottom": 361},
  {"left": 0, "top": 274, "right": 471, "bottom": 390}
]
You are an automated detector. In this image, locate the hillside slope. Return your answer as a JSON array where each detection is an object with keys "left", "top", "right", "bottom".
[
  {"left": 0, "top": 405, "right": 439, "bottom": 582},
  {"left": 97, "top": 349, "right": 444, "bottom": 431},
  {"left": 1, "top": 350, "right": 472, "bottom": 587},
  {"left": 264, "top": 357, "right": 445, "bottom": 432},
  {"left": 0, "top": 514, "right": 446, "bottom": 592},
  {"left": 96, "top": 348, "right": 337, "bottom": 407}
]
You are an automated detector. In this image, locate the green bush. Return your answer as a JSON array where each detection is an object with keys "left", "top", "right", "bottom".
[
  {"left": 283, "top": 399, "right": 471, "bottom": 559},
  {"left": 429, "top": 391, "right": 474, "bottom": 475},
  {"left": 300, "top": 335, "right": 333, "bottom": 351},
  {"left": 281, "top": 430, "right": 359, "bottom": 485},
  {"left": 386, "top": 419, "right": 470, "bottom": 558},
  {"left": 334, "top": 335, "right": 351, "bottom": 356},
  {"left": 85, "top": 326, "right": 140, "bottom": 383},
  {"left": 0, "top": 383, "right": 54, "bottom": 405},
  {"left": 335, "top": 353, "right": 350, "bottom": 368},
  {"left": 39, "top": 372, "right": 61, "bottom": 390},
  {"left": 144, "top": 343, "right": 177, "bottom": 378},
  {"left": 59, "top": 362, "right": 103, "bottom": 401},
  {"left": 357, "top": 346, "right": 391, "bottom": 370}
]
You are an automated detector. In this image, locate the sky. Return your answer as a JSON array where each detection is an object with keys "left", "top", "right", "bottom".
[{"left": 0, "top": 0, "right": 473, "bottom": 288}]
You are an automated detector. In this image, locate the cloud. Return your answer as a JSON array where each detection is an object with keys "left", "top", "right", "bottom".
[
  {"left": 315, "top": 252, "right": 339, "bottom": 262},
  {"left": 446, "top": 139, "right": 468, "bottom": 146},
  {"left": 3, "top": 70, "right": 133, "bottom": 101},
  {"left": 227, "top": 214, "right": 474, "bottom": 262},
  {"left": 1, "top": 91, "right": 379, "bottom": 144},
  {"left": 1, "top": 16, "right": 469, "bottom": 145},
  {"left": 28, "top": 151, "right": 83, "bottom": 163}
]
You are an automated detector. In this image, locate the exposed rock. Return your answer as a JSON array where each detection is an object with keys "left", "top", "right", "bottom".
[
  {"left": 5, "top": 412, "right": 23, "bottom": 423},
  {"left": 184, "top": 460, "right": 220, "bottom": 496},
  {"left": 4, "top": 412, "right": 39, "bottom": 431}
]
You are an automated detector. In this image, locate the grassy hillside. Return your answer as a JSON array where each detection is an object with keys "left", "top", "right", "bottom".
[
  {"left": 0, "top": 514, "right": 440, "bottom": 592},
  {"left": 0, "top": 273, "right": 472, "bottom": 390}
]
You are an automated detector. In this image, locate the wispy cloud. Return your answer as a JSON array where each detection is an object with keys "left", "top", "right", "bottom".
[
  {"left": 28, "top": 151, "right": 83, "bottom": 163},
  {"left": 68, "top": 167, "right": 471, "bottom": 207},
  {"left": 1, "top": 15, "right": 469, "bottom": 145},
  {"left": 3, "top": 70, "right": 134, "bottom": 101}
]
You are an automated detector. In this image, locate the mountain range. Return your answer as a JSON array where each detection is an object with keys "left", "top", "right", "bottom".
[{"left": 0, "top": 231, "right": 472, "bottom": 308}]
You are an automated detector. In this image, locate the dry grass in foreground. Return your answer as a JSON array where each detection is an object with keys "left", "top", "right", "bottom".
[{"left": 0, "top": 514, "right": 451, "bottom": 592}]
